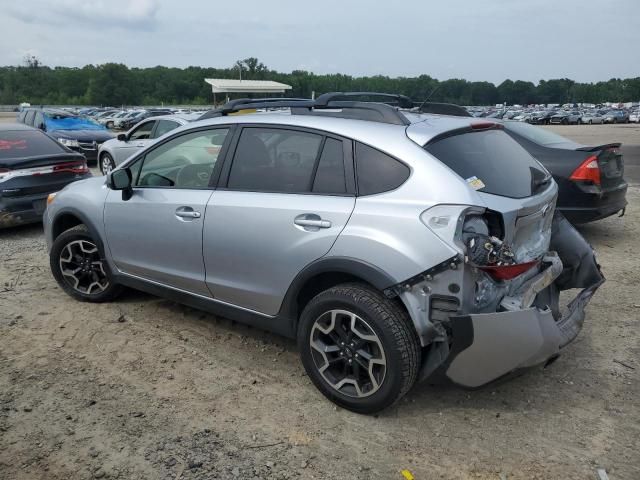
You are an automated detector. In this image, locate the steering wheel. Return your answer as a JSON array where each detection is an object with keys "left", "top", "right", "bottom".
[{"left": 176, "top": 163, "right": 213, "bottom": 188}]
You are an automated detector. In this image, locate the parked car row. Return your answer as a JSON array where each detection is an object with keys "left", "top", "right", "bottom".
[
  {"left": 77, "top": 106, "right": 208, "bottom": 130},
  {"left": 471, "top": 105, "right": 639, "bottom": 125}
]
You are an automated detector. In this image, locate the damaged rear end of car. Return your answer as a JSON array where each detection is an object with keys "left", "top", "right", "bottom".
[{"left": 399, "top": 120, "right": 604, "bottom": 388}]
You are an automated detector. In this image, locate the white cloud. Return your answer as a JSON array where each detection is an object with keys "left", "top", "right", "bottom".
[{"left": 7, "top": 0, "right": 160, "bottom": 29}]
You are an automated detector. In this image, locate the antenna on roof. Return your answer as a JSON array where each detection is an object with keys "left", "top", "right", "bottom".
[{"left": 416, "top": 85, "right": 440, "bottom": 111}]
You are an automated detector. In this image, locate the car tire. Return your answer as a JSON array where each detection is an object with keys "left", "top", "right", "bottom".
[
  {"left": 100, "top": 153, "right": 115, "bottom": 176},
  {"left": 588, "top": 120, "right": 593, "bottom": 125},
  {"left": 50, "top": 225, "right": 123, "bottom": 303},
  {"left": 297, "top": 283, "right": 421, "bottom": 414}
]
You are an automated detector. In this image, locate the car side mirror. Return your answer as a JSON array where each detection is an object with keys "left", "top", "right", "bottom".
[
  {"left": 117, "top": 133, "right": 128, "bottom": 141},
  {"left": 107, "top": 168, "right": 133, "bottom": 200}
]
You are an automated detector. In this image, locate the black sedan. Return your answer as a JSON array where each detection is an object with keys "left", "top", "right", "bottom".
[
  {"left": 503, "top": 121, "right": 627, "bottom": 223},
  {"left": 0, "top": 123, "right": 92, "bottom": 228}
]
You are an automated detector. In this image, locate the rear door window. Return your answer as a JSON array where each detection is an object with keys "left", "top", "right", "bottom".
[
  {"left": 312, "top": 138, "right": 347, "bottom": 194},
  {"left": 227, "top": 128, "right": 323, "bottom": 193},
  {"left": 355, "top": 142, "right": 410, "bottom": 195},
  {"left": 424, "top": 129, "right": 548, "bottom": 198}
]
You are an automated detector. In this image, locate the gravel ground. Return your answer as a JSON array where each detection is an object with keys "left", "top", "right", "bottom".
[{"left": 0, "top": 120, "right": 639, "bottom": 479}]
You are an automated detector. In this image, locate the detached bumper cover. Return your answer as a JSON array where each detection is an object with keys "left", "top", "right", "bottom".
[{"left": 443, "top": 213, "right": 605, "bottom": 388}]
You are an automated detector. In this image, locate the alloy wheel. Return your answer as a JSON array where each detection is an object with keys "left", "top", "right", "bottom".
[
  {"left": 309, "top": 309, "right": 386, "bottom": 398},
  {"left": 101, "top": 154, "right": 114, "bottom": 175},
  {"left": 59, "top": 240, "right": 109, "bottom": 295}
]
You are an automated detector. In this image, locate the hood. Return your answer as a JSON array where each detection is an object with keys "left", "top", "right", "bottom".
[{"left": 49, "top": 129, "right": 115, "bottom": 142}]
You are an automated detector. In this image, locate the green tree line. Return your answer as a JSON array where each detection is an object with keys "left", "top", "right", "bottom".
[{"left": 1, "top": 57, "right": 639, "bottom": 107}]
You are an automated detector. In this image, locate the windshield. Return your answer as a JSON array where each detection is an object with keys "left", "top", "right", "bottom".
[
  {"left": 45, "top": 113, "right": 106, "bottom": 131},
  {"left": 424, "top": 129, "right": 549, "bottom": 199},
  {"left": 503, "top": 121, "right": 575, "bottom": 146}
]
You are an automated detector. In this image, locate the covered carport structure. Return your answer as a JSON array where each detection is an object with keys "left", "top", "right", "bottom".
[{"left": 204, "top": 79, "right": 292, "bottom": 105}]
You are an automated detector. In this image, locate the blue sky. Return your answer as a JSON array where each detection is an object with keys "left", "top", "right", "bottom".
[{"left": 1, "top": 0, "right": 638, "bottom": 84}]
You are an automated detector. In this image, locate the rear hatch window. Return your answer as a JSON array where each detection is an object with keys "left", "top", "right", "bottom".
[
  {"left": 424, "top": 129, "right": 549, "bottom": 198},
  {"left": 0, "top": 130, "right": 65, "bottom": 161}
]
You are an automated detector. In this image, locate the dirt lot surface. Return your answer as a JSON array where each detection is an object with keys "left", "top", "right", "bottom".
[{"left": 1, "top": 120, "right": 639, "bottom": 479}]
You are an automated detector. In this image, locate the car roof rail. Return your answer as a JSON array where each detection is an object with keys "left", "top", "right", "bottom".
[
  {"left": 314, "top": 91, "right": 414, "bottom": 109},
  {"left": 292, "top": 101, "right": 410, "bottom": 126},
  {"left": 198, "top": 93, "right": 413, "bottom": 126},
  {"left": 413, "top": 102, "right": 472, "bottom": 117},
  {"left": 198, "top": 98, "right": 313, "bottom": 120}
]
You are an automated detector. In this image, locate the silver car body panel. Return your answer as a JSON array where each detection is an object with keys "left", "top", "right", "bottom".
[
  {"left": 103, "top": 187, "right": 214, "bottom": 297},
  {"left": 203, "top": 191, "right": 356, "bottom": 315}
]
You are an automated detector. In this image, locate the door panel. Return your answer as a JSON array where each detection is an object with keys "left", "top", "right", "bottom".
[
  {"left": 104, "top": 188, "right": 213, "bottom": 296},
  {"left": 203, "top": 191, "right": 355, "bottom": 315}
]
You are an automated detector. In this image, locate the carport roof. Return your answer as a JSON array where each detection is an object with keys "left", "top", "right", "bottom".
[{"left": 204, "top": 79, "right": 292, "bottom": 94}]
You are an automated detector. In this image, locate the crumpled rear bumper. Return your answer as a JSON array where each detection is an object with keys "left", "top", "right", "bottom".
[{"left": 442, "top": 213, "right": 605, "bottom": 388}]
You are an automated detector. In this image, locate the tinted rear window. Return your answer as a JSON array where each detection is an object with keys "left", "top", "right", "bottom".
[
  {"left": 0, "top": 130, "right": 64, "bottom": 159},
  {"left": 425, "top": 129, "right": 547, "bottom": 198}
]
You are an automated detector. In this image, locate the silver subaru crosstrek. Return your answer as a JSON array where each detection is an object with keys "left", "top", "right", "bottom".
[{"left": 44, "top": 93, "right": 604, "bottom": 413}]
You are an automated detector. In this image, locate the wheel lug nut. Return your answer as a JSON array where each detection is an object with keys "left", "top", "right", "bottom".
[{"left": 354, "top": 353, "right": 358, "bottom": 358}]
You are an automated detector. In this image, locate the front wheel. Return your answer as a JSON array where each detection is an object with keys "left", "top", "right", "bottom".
[
  {"left": 297, "top": 283, "right": 420, "bottom": 414},
  {"left": 50, "top": 225, "right": 123, "bottom": 303},
  {"left": 99, "top": 153, "right": 115, "bottom": 176}
]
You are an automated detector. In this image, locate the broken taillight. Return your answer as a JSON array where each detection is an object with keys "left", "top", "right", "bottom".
[
  {"left": 569, "top": 155, "right": 600, "bottom": 185},
  {"left": 479, "top": 261, "right": 539, "bottom": 281}
]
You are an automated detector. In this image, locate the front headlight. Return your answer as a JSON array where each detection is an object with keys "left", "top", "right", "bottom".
[{"left": 58, "top": 138, "right": 80, "bottom": 148}]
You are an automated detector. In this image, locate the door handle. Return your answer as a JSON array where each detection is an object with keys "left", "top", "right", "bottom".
[
  {"left": 294, "top": 214, "right": 331, "bottom": 229},
  {"left": 175, "top": 207, "right": 201, "bottom": 219}
]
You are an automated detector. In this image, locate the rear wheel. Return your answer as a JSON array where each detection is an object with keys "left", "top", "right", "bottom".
[
  {"left": 99, "top": 153, "right": 115, "bottom": 176},
  {"left": 50, "top": 225, "right": 123, "bottom": 303},
  {"left": 297, "top": 283, "right": 420, "bottom": 414}
]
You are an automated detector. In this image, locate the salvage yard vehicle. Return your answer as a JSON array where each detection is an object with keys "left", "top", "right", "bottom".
[
  {"left": 98, "top": 114, "right": 200, "bottom": 175},
  {"left": 44, "top": 93, "right": 604, "bottom": 414},
  {"left": 502, "top": 121, "right": 627, "bottom": 223},
  {"left": 0, "top": 123, "right": 91, "bottom": 228},
  {"left": 603, "top": 110, "right": 629, "bottom": 124},
  {"left": 581, "top": 111, "right": 605, "bottom": 124},
  {"left": 549, "top": 111, "right": 582, "bottom": 125},
  {"left": 18, "top": 108, "right": 114, "bottom": 165}
]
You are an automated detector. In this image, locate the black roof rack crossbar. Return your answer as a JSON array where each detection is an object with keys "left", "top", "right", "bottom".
[
  {"left": 315, "top": 92, "right": 414, "bottom": 109},
  {"left": 198, "top": 98, "right": 313, "bottom": 120},
  {"left": 293, "top": 101, "right": 410, "bottom": 126},
  {"left": 222, "top": 97, "right": 311, "bottom": 110}
]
